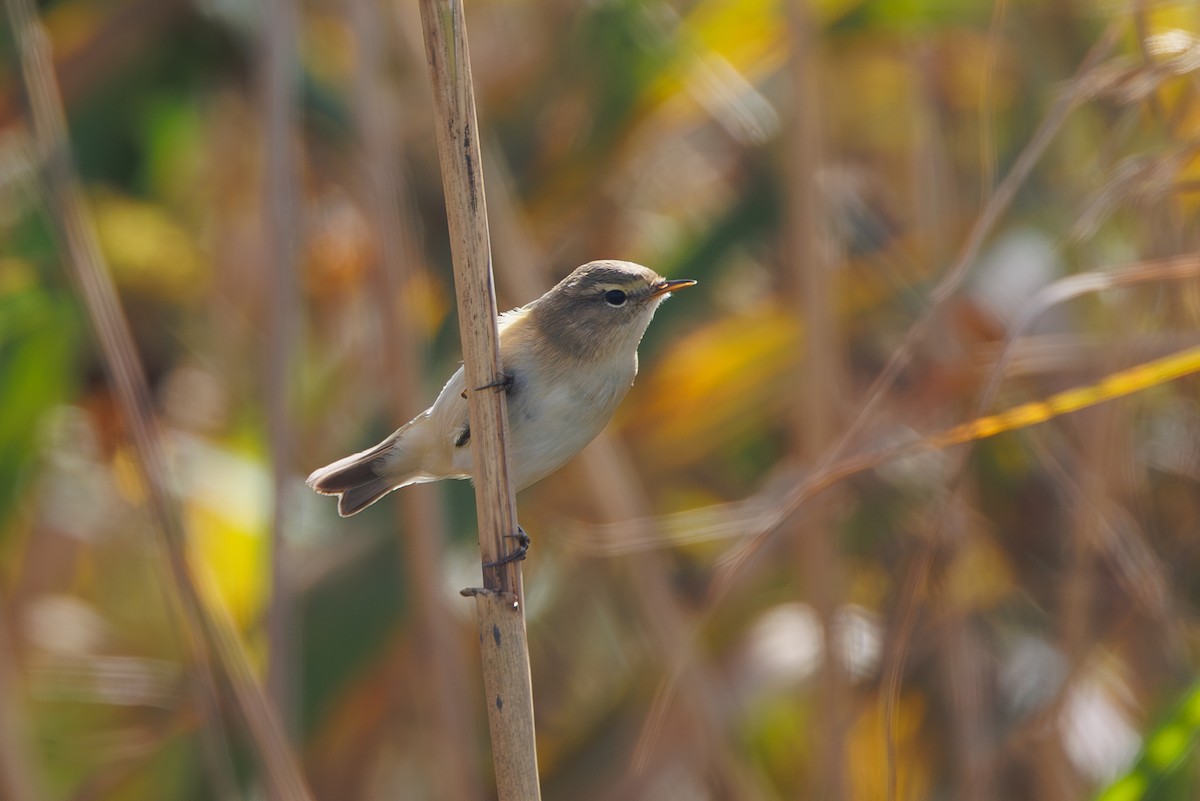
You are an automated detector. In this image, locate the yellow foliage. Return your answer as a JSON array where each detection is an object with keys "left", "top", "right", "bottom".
[
  {"left": 644, "top": 0, "right": 865, "bottom": 131},
  {"left": 175, "top": 437, "right": 270, "bottom": 632},
  {"left": 1178, "top": 143, "right": 1200, "bottom": 215},
  {"left": 401, "top": 271, "right": 454, "bottom": 340},
  {"left": 306, "top": 12, "right": 356, "bottom": 88},
  {"left": 0, "top": 258, "right": 36, "bottom": 295},
  {"left": 186, "top": 501, "right": 267, "bottom": 634},
  {"left": 848, "top": 564, "right": 892, "bottom": 611},
  {"left": 827, "top": 45, "right": 919, "bottom": 154},
  {"left": 944, "top": 534, "right": 1015, "bottom": 613},
  {"left": 625, "top": 303, "right": 799, "bottom": 467},
  {"left": 41, "top": 0, "right": 103, "bottom": 58},
  {"left": 110, "top": 447, "right": 147, "bottom": 506},
  {"left": 1145, "top": 2, "right": 1200, "bottom": 35},
  {"left": 679, "top": 0, "right": 785, "bottom": 76},
  {"left": 682, "top": 0, "right": 863, "bottom": 70},
  {"left": 931, "top": 345, "right": 1200, "bottom": 449},
  {"left": 90, "top": 190, "right": 208, "bottom": 303},
  {"left": 848, "top": 693, "right": 931, "bottom": 801}
]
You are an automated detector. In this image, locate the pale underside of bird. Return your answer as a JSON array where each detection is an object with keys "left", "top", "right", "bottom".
[{"left": 307, "top": 260, "right": 696, "bottom": 517}]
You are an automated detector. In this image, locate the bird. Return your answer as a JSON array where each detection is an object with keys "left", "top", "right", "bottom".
[{"left": 307, "top": 260, "right": 697, "bottom": 524}]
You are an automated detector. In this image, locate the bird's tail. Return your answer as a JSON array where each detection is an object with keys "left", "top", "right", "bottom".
[{"left": 307, "top": 423, "right": 425, "bottom": 517}]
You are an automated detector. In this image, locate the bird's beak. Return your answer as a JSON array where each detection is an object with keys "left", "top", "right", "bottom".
[{"left": 650, "top": 278, "right": 698, "bottom": 298}]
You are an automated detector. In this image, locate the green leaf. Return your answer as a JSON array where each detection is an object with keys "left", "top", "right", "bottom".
[{"left": 1095, "top": 681, "right": 1200, "bottom": 801}]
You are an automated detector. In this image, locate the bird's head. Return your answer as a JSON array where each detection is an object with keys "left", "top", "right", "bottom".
[{"left": 531, "top": 260, "right": 697, "bottom": 362}]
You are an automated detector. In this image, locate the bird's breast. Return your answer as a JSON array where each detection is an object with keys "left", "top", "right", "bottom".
[{"left": 506, "top": 360, "right": 634, "bottom": 489}]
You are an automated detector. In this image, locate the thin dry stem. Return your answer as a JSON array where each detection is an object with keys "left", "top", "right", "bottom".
[
  {"left": 784, "top": 1, "right": 848, "bottom": 798},
  {"left": 261, "top": 0, "right": 301, "bottom": 745},
  {"left": 0, "top": 601, "right": 41, "bottom": 801},
  {"left": 418, "top": 0, "right": 520, "bottom": 593},
  {"left": 418, "top": 0, "right": 541, "bottom": 797}
]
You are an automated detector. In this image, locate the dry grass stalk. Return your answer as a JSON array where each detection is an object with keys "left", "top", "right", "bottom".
[
  {"left": 784, "top": 1, "right": 849, "bottom": 798},
  {"left": 417, "top": 0, "right": 542, "bottom": 797},
  {"left": 0, "top": 603, "right": 41, "bottom": 801},
  {"left": 260, "top": 0, "right": 302, "bottom": 745}
]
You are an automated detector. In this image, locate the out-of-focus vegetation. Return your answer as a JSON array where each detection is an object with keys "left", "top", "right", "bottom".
[{"left": 2, "top": 0, "right": 1200, "bottom": 799}]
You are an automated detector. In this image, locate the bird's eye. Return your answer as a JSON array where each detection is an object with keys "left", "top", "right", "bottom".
[{"left": 604, "top": 289, "right": 627, "bottom": 307}]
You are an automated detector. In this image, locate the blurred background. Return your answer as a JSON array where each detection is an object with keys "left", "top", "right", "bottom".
[{"left": 2, "top": 0, "right": 1200, "bottom": 798}]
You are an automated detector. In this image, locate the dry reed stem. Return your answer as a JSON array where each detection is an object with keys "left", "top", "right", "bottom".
[
  {"left": 7, "top": 2, "right": 313, "bottom": 797},
  {"left": 0, "top": 603, "right": 41, "bottom": 801},
  {"left": 418, "top": 0, "right": 541, "bottom": 797},
  {"left": 915, "top": 4, "right": 1008, "bottom": 797},
  {"left": 418, "top": 0, "right": 520, "bottom": 592},
  {"left": 261, "top": 0, "right": 301, "bottom": 744},
  {"left": 784, "top": 2, "right": 848, "bottom": 799}
]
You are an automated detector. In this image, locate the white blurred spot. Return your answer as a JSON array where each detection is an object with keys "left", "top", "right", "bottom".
[
  {"left": 24, "top": 594, "right": 109, "bottom": 656},
  {"left": 1059, "top": 667, "right": 1140, "bottom": 783},
  {"left": 687, "top": 53, "right": 780, "bottom": 146},
  {"left": 29, "top": 653, "right": 180, "bottom": 708},
  {"left": 36, "top": 406, "right": 115, "bottom": 541},
  {"left": 999, "top": 634, "right": 1066, "bottom": 719},
  {"left": 970, "top": 229, "right": 1064, "bottom": 333},
  {"left": 741, "top": 602, "right": 823, "bottom": 691},
  {"left": 170, "top": 431, "right": 269, "bottom": 532},
  {"left": 739, "top": 602, "right": 882, "bottom": 694},
  {"left": 1143, "top": 397, "right": 1200, "bottom": 480},
  {"left": 1146, "top": 30, "right": 1200, "bottom": 73},
  {"left": 88, "top": 656, "right": 180, "bottom": 707},
  {"left": 833, "top": 605, "right": 882, "bottom": 680},
  {"left": 874, "top": 425, "right": 948, "bottom": 492}
]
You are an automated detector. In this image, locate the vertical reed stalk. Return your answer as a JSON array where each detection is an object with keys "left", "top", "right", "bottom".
[
  {"left": 417, "top": 1, "right": 542, "bottom": 797},
  {"left": 0, "top": 601, "right": 41, "bottom": 801},
  {"left": 261, "top": 0, "right": 301, "bottom": 744},
  {"left": 784, "top": 2, "right": 847, "bottom": 799}
]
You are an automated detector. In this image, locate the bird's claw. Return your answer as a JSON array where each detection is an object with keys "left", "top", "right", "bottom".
[
  {"left": 462, "top": 372, "right": 514, "bottom": 398},
  {"left": 483, "top": 526, "right": 531, "bottom": 569}
]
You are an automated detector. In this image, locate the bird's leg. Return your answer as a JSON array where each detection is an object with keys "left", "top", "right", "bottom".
[
  {"left": 483, "top": 525, "right": 530, "bottom": 568},
  {"left": 462, "top": 371, "right": 514, "bottom": 398}
]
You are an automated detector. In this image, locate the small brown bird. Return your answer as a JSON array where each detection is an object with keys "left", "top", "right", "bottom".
[{"left": 308, "top": 260, "right": 696, "bottom": 517}]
